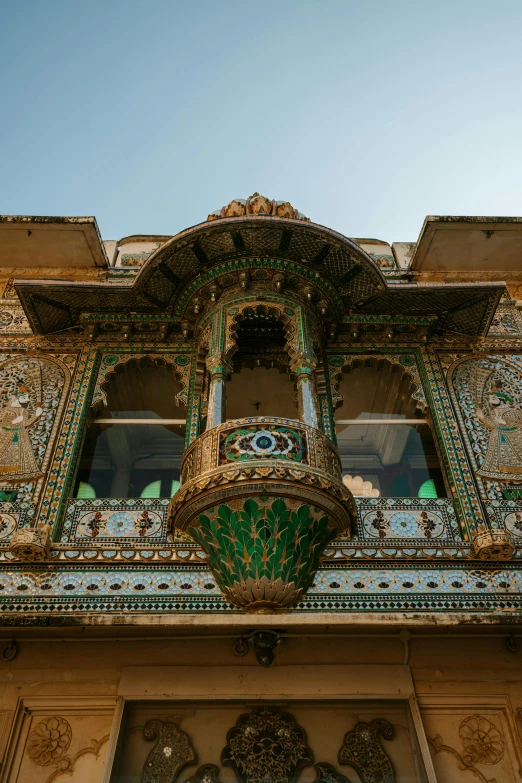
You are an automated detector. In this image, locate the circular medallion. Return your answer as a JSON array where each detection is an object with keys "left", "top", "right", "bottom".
[
  {"left": 251, "top": 431, "right": 277, "bottom": 455},
  {"left": 106, "top": 511, "right": 136, "bottom": 536},
  {"left": 389, "top": 512, "right": 419, "bottom": 536}
]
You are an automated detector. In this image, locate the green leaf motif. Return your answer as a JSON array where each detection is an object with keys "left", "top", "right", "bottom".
[{"left": 189, "top": 497, "right": 337, "bottom": 601}]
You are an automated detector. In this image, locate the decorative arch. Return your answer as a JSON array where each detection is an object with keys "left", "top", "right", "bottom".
[
  {"left": 328, "top": 354, "right": 428, "bottom": 413},
  {"left": 92, "top": 353, "right": 191, "bottom": 411},
  {"left": 225, "top": 303, "right": 300, "bottom": 366}
]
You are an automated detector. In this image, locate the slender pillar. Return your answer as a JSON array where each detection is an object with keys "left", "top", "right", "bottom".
[
  {"left": 292, "top": 355, "right": 319, "bottom": 429},
  {"left": 205, "top": 354, "right": 230, "bottom": 430}
]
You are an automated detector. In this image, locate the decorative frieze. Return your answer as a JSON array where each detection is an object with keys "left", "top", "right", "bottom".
[{"left": 0, "top": 563, "right": 522, "bottom": 615}]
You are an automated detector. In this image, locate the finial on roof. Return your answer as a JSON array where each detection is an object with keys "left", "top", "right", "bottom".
[{"left": 207, "top": 194, "right": 309, "bottom": 222}]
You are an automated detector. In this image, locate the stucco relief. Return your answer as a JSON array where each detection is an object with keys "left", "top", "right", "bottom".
[
  {"left": 22, "top": 713, "right": 110, "bottom": 783},
  {"left": 488, "top": 305, "right": 522, "bottom": 336},
  {"left": 427, "top": 713, "right": 507, "bottom": 783},
  {"left": 0, "top": 304, "right": 31, "bottom": 335}
]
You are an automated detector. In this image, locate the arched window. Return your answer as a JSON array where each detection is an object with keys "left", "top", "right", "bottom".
[
  {"left": 73, "top": 362, "right": 185, "bottom": 498},
  {"left": 226, "top": 311, "right": 297, "bottom": 420},
  {"left": 334, "top": 360, "right": 446, "bottom": 498}
]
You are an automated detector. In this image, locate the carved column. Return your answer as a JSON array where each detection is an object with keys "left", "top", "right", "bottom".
[
  {"left": 205, "top": 354, "right": 230, "bottom": 430},
  {"left": 292, "top": 354, "right": 319, "bottom": 429}
]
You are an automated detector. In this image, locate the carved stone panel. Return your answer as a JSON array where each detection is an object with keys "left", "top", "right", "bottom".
[{"left": 221, "top": 708, "right": 313, "bottom": 783}]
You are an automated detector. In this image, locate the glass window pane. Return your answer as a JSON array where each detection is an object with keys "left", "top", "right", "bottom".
[
  {"left": 73, "top": 362, "right": 187, "bottom": 498},
  {"left": 337, "top": 422, "right": 446, "bottom": 498},
  {"left": 73, "top": 422, "right": 185, "bottom": 498}
]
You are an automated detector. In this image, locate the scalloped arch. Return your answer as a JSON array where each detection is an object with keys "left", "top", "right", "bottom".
[
  {"left": 92, "top": 354, "right": 191, "bottom": 410},
  {"left": 329, "top": 354, "right": 428, "bottom": 413}
]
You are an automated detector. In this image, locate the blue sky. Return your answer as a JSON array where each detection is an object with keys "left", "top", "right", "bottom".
[{"left": 1, "top": 1, "right": 521, "bottom": 243}]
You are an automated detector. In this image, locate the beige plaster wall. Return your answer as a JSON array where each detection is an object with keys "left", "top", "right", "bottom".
[{"left": 0, "top": 630, "right": 521, "bottom": 781}]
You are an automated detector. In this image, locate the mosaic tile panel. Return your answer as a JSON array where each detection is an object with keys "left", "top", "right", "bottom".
[
  {"left": 486, "top": 500, "right": 522, "bottom": 537},
  {"left": 220, "top": 425, "right": 306, "bottom": 462},
  {"left": 0, "top": 304, "right": 31, "bottom": 335},
  {"left": 449, "top": 354, "right": 522, "bottom": 502},
  {"left": 61, "top": 499, "right": 169, "bottom": 543},
  {"left": 0, "top": 564, "right": 522, "bottom": 614},
  {"left": 0, "top": 501, "right": 35, "bottom": 546},
  {"left": 354, "top": 498, "right": 459, "bottom": 541},
  {"left": 488, "top": 304, "right": 522, "bottom": 336},
  {"left": 0, "top": 353, "right": 73, "bottom": 503}
]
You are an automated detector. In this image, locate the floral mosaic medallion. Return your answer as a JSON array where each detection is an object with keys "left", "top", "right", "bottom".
[
  {"left": 188, "top": 497, "right": 337, "bottom": 612},
  {"left": 76, "top": 508, "right": 162, "bottom": 539},
  {"left": 221, "top": 425, "right": 306, "bottom": 463},
  {"left": 221, "top": 708, "right": 313, "bottom": 783},
  {"left": 0, "top": 512, "right": 17, "bottom": 540}
]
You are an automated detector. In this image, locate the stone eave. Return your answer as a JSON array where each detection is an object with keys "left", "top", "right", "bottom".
[
  {"left": 0, "top": 214, "right": 108, "bottom": 271},
  {"left": 13, "top": 215, "right": 505, "bottom": 336},
  {"left": 411, "top": 214, "right": 522, "bottom": 274}
]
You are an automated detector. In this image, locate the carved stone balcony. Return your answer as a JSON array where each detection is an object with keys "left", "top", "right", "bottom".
[{"left": 169, "top": 417, "right": 356, "bottom": 613}]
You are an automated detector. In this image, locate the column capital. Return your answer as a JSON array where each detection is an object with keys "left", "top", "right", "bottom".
[
  {"left": 206, "top": 354, "right": 232, "bottom": 377},
  {"left": 290, "top": 353, "right": 317, "bottom": 377}
]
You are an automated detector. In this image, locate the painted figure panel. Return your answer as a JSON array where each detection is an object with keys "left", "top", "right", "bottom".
[
  {"left": 450, "top": 356, "right": 522, "bottom": 500},
  {"left": 0, "top": 355, "right": 69, "bottom": 496}
]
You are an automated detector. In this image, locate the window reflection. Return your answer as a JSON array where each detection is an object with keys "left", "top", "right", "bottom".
[
  {"left": 334, "top": 361, "right": 446, "bottom": 498},
  {"left": 73, "top": 363, "right": 186, "bottom": 499}
]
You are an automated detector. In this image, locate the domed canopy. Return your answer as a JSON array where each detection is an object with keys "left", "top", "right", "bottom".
[{"left": 15, "top": 197, "right": 504, "bottom": 335}]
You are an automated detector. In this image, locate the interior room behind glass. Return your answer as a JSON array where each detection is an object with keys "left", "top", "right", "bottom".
[
  {"left": 334, "top": 360, "right": 446, "bottom": 498},
  {"left": 73, "top": 363, "right": 186, "bottom": 499}
]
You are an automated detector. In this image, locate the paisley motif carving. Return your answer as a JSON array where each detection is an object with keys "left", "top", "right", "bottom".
[
  {"left": 313, "top": 761, "right": 353, "bottom": 783},
  {"left": 338, "top": 719, "right": 395, "bottom": 783},
  {"left": 141, "top": 719, "right": 196, "bottom": 783},
  {"left": 184, "top": 764, "right": 223, "bottom": 783},
  {"left": 221, "top": 707, "right": 313, "bottom": 783}
]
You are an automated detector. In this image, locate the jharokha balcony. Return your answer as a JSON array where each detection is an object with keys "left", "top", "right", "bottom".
[{"left": 169, "top": 416, "right": 356, "bottom": 613}]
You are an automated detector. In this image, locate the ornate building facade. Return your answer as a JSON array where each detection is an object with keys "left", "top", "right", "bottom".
[{"left": 0, "top": 202, "right": 521, "bottom": 780}]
